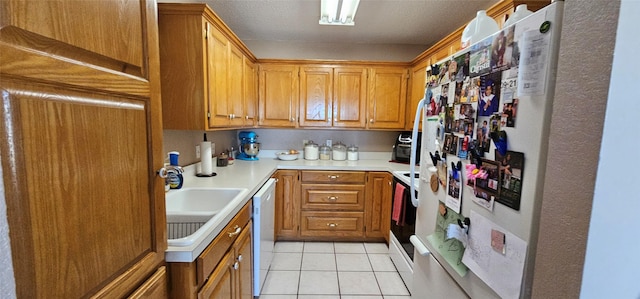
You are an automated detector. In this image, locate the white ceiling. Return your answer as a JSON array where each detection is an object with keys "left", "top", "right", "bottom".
[{"left": 160, "top": 0, "right": 501, "bottom": 60}]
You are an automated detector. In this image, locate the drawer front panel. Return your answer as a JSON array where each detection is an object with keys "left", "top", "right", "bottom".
[
  {"left": 300, "top": 211, "right": 364, "bottom": 238},
  {"left": 301, "top": 184, "right": 365, "bottom": 211},
  {"left": 196, "top": 200, "right": 251, "bottom": 286},
  {"left": 301, "top": 171, "right": 366, "bottom": 183}
]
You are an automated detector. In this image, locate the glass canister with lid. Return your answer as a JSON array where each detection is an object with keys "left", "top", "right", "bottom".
[
  {"left": 304, "top": 140, "right": 319, "bottom": 160},
  {"left": 347, "top": 145, "right": 359, "bottom": 161},
  {"left": 319, "top": 144, "right": 332, "bottom": 160},
  {"left": 332, "top": 142, "right": 347, "bottom": 161}
]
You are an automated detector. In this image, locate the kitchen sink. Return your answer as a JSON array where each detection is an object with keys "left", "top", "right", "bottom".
[{"left": 166, "top": 187, "right": 248, "bottom": 246}]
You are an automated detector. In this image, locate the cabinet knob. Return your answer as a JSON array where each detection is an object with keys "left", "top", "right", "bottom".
[
  {"left": 369, "top": 119, "right": 374, "bottom": 123},
  {"left": 237, "top": 254, "right": 243, "bottom": 262},
  {"left": 245, "top": 115, "right": 249, "bottom": 120},
  {"left": 326, "top": 223, "right": 338, "bottom": 228},
  {"left": 233, "top": 262, "right": 239, "bottom": 270},
  {"left": 290, "top": 117, "right": 295, "bottom": 122},
  {"left": 327, "top": 196, "right": 338, "bottom": 201},
  {"left": 227, "top": 225, "right": 242, "bottom": 238}
]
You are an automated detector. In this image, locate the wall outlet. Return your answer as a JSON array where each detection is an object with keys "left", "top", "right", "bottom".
[{"left": 195, "top": 144, "right": 200, "bottom": 159}]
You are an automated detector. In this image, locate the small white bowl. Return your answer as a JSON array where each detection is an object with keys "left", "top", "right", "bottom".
[{"left": 276, "top": 152, "right": 299, "bottom": 161}]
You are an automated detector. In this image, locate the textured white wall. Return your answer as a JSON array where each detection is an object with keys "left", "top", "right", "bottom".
[
  {"left": 532, "top": 0, "right": 620, "bottom": 298},
  {"left": 0, "top": 155, "right": 16, "bottom": 299},
  {"left": 580, "top": 0, "right": 640, "bottom": 297}
]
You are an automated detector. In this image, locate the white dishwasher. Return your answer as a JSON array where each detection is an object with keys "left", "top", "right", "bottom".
[{"left": 252, "top": 178, "right": 276, "bottom": 296}]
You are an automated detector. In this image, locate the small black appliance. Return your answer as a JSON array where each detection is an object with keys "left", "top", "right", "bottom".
[{"left": 391, "top": 131, "right": 421, "bottom": 164}]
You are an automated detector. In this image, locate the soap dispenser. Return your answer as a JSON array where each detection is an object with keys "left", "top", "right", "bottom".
[{"left": 167, "top": 151, "right": 184, "bottom": 189}]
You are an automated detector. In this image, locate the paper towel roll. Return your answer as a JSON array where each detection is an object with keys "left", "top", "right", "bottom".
[{"left": 200, "top": 141, "right": 213, "bottom": 175}]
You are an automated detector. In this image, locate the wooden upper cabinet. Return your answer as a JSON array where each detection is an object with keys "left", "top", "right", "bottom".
[
  {"left": 208, "top": 26, "right": 232, "bottom": 127},
  {"left": 367, "top": 67, "right": 408, "bottom": 130},
  {"left": 1, "top": 0, "right": 166, "bottom": 298},
  {"left": 299, "top": 66, "right": 367, "bottom": 129},
  {"left": 158, "top": 3, "right": 256, "bottom": 130},
  {"left": 406, "top": 61, "right": 428, "bottom": 131},
  {"left": 334, "top": 67, "right": 368, "bottom": 128},
  {"left": 259, "top": 64, "right": 300, "bottom": 127},
  {"left": 244, "top": 58, "right": 258, "bottom": 126},
  {"left": 228, "top": 44, "right": 246, "bottom": 126},
  {"left": 299, "top": 66, "right": 333, "bottom": 127}
]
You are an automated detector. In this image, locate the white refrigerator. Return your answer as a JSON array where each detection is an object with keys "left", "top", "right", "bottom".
[{"left": 409, "top": 2, "right": 564, "bottom": 298}]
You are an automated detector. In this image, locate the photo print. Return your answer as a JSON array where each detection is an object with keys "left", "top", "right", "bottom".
[
  {"left": 475, "top": 158, "right": 500, "bottom": 199},
  {"left": 444, "top": 106, "right": 455, "bottom": 134},
  {"left": 477, "top": 73, "right": 502, "bottom": 117},
  {"left": 500, "top": 68, "right": 519, "bottom": 127},
  {"left": 476, "top": 117, "right": 491, "bottom": 153},
  {"left": 446, "top": 167, "right": 462, "bottom": 214},
  {"left": 427, "top": 86, "right": 439, "bottom": 117},
  {"left": 495, "top": 150, "right": 525, "bottom": 210},
  {"left": 443, "top": 134, "right": 459, "bottom": 156},
  {"left": 453, "top": 51, "right": 471, "bottom": 82},
  {"left": 437, "top": 60, "right": 452, "bottom": 85},
  {"left": 470, "top": 37, "right": 493, "bottom": 77},
  {"left": 458, "top": 135, "right": 472, "bottom": 159},
  {"left": 490, "top": 26, "right": 516, "bottom": 72}
]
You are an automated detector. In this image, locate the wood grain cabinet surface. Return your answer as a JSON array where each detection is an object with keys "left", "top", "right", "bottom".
[
  {"left": 299, "top": 66, "right": 368, "bottom": 128},
  {"left": 0, "top": 0, "right": 167, "bottom": 298},
  {"left": 274, "top": 170, "right": 392, "bottom": 242},
  {"left": 158, "top": 3, "right": 256, "bottom": 130},
  {"left": 169, "top": 201, "right": 253, "bottom": 299}
]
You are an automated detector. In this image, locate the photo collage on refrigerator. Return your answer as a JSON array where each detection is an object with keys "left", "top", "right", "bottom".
[{"left": 427, "top": 24, "right": 526, "bottom": 213}]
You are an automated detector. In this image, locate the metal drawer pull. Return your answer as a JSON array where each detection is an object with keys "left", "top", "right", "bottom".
[
  {"left": 228, "top": 225, "right": 242, "bottom": 238},
  {"left": 327, "top": 175, "right": 340, "bottom": 179},
  {"left": 327, "top": 223, "right": 338, "bottom": 228},
  {"left": 327, "top": 196, "right": 338, "bottom": 201},
  {"left": 233, "top": 262, "right": 239, "bottom": 270}
]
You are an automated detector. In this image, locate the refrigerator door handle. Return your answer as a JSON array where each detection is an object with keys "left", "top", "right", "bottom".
[
  {"left": 410, "top": 235, "right": 431, "bottom": 256},
  {"left": 409, "top": 97, "right": 427, "bottom": 207}
]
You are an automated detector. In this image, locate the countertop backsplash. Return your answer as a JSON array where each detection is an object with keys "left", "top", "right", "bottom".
[{"left": 163, "top": 129, "right": 402, "bottom": 166}]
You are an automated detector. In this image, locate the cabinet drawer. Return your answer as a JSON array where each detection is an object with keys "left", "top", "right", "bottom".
[
  {"left": 301, "top": 184, "right": 365, "bottom": 211},
  {"left": 196, "top": 200, "right": 251, "bottom": 286},
  {"left": 300, "top": 211, "right": 364, "bottom": 238},
  {"left": 301, "top": 171, "right": 365, "bottom": 183}
]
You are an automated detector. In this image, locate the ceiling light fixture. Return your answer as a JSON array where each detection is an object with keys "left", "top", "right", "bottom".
[{"left": 319, "top": 0, "right": 360, "bottom": 26}]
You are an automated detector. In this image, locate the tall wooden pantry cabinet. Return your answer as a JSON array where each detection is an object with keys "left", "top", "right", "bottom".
[{"left": 0, "top": 0, "right": 167, "bottom": 297}]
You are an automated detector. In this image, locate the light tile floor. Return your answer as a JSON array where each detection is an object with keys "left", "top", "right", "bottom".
[{"left": 260, "top": 241, "right": 411, "bottom": 299}]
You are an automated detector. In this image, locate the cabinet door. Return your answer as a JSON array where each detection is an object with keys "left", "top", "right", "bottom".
[
  {"left": 406, "top": 62, "right": 428, "bottom": 131},
  {"left": 234, "top": 221, "right": 253, "bottom": 299},
  {"left": 229, "top": 44, "right": 245, "bottom": 126},
  {"left": 367, "top": 67, "right": 408, "bottom": 129},
  {"left": 365, "top": 172, "right": 393, "bottom": 242},
  {"left": 198, "top": 251, "right": 236, "bottom": 299},
  {"left": 259, "top": 64, "right": 299, "bottom": 127},
  {"left": 158, "top": 8, "right": 208, "bottom": 130},
  {"left": 128, "top": 267, "right": 168, "bottom": 299},
  {"left": 207, "top": 25, "right": 231, "bottom": 127},
  {"left": 334, "top": 67, "right": 367, "bottom": 128},
  {"left": 299, "top": 66, "right": 333, "bottom": 127},
  {"left": 243, "top": 58, "right": 258, "bottom": 126},
  {"left": 274, "top": 170, "right": 300, "bottom": 239},
  {"left": 0, "top": 1, "right": 166, "bottom": 298}
]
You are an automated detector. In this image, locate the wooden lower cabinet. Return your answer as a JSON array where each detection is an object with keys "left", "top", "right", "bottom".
[
  {"left": 129, "top": 266, "right": 169, "bottom": 299},
  {"left": 168, "top": 201, "right": 252, "bottom": 299},
  {"left": 364, "top": 172, "right": 393, "bottom": 242},
  {"left": 274, "top": 170, "right": 392, "bottom": 242},
  {"left": 274, "top": 170, "right": 301, "bottom": 239}
]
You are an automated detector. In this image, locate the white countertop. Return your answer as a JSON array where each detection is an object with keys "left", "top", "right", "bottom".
[{"left": 165, "top": 151, "right": 413, "bottom": 262}]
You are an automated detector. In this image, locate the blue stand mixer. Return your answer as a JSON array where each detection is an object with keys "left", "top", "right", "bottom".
[{"left": 238, "top": 131, "right": 260, "bottom": 160}]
